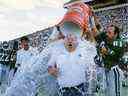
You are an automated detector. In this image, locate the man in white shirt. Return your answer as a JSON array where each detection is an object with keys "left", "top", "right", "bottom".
[
  {"left": 48, "top": 33, "right": 96, "bottom": 96},
  {"left": 16, "top": 36, "right": 39, "bottom": 74}
]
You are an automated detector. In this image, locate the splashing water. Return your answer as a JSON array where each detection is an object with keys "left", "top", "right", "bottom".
[{"left": 4, "top": 43, "right": 59, "bottom": 96}]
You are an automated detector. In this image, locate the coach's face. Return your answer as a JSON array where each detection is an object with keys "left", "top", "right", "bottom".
[{"left": 64, "top": 34, "right": 78, "bottom": 52}]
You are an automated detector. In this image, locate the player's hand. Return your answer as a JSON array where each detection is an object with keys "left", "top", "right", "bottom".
[
  {"left": 48, "top": 64, "right": 58, "bottom": 77},
  {"left": 58, "top": 32, "right": 65, "bottom": 39},
  {"left": 100, "top": 48, "right": 108, "bottom": 57}
]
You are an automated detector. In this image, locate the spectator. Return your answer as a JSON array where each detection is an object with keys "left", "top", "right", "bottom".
[{"left": 0, "top": 41, "right": 12, "bottom": 94}]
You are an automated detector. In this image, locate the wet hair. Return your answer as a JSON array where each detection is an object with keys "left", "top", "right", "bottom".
[{"left": 20, "top": 36, "right": 29, "bottom": 42}]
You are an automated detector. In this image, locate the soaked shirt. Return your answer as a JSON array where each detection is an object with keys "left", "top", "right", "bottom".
[
  {"left": 47, "top": 40, "right": 96, "bottom": 88},
  {"left": 16, "top": 47, "right": 39, "bottom": 73}
]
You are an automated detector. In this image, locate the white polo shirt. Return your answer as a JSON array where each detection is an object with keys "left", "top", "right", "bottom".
[
  {"left": 16, "top": 46, "right": 39, "bottom": 73},
  {"left": 48, "top": 41, "right": 94, "bottom": 87}
]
